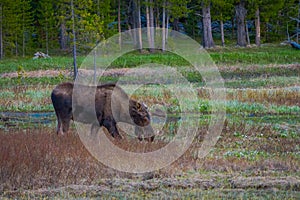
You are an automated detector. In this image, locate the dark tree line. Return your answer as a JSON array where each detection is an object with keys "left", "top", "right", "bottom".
[{"left": 0, "top": 0, "right": 299, "bottom": 58}]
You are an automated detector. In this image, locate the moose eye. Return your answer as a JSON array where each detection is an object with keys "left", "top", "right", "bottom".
[{"left": 137, "top": 103, "right": 141, "bottom": 110}]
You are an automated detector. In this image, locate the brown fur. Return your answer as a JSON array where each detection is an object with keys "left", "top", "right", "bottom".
[{"left": 51, "top": 82, "right": 154, "bottom": 141}]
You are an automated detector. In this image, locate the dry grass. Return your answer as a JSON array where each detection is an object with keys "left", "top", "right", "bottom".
[
  {"left": 1, "top": 82, "right": 299, "bottom": 113},
  {"left": 0, "top": 126, "right": 194, "bottom": 193},
  {"left": 228, "top": 88, "right": 300, "bottom": 106},
  {"left": 197, "top": 87, "right": 300, "bottom": 106},
  {"left": 1, "top": 118, "right": 299, "bottom": 196},
  {"left": 0, "top": 128, "right": 112, "bottom": 192},
  {"left": 0, "top": 85, "right": 53, "bottom": 111}
]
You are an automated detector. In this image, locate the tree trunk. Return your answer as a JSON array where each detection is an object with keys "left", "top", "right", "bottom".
[
  {"left": 173, "top": 18, "right": 179, "bottom": 31},
  {"left": 137, "top": 0, "right": 142, "bottom": 51},
  {"left": 15, "top": 35, "right": 18, "bottom": 56},
  {"left": 246, "top": 21, "right": 250, "bottom": 46},
  {"left": 265, "top": 21, "right": 268, "bottom": 42},
  {"left": 202, "top": 3, "right": 214, "bottom": 48},
  {"left": 46, "top": 21, "right": 49, "bottom": 55},
  {"left": 235, "top": 1, "right": 247, "bottom": 47},
  {"left": 166, "top": 10, "right": 169, "bottom": 40},
  {"left": 231, "top": 16, "right": 235, "bottom": 40},
  {"left": 118, "top": 0, "right": 121, "bottom": 48},
  {"left": 71, "top": 0, "right": 77, "bottom": 80},
  {"left": 156, "top": 7, "right": 160, "bottom": 28},
  {"left": 162, "top": 0, "right": 166, "bottom": 51},
  {"left": 22, "top": 8, "right": 25, "bottom": 57},
  {"left": 297, "top": 1, "right": 299, "bottom": 43},
  {"left": 255, "top": 8, "right": 261, "bottom": 46},
  {"left": 220, "top": 20, "right": 225, "bottom": 46},
  {"left": 22, "top": 24, "right": 25, "bottom": 57},
  {"left": 94, "top": 49, "right": 96, "bottom": 84},
  {"left": 96, "top": 0, "right": 100, "bottom": 16},
  {"left": 146, "top": 1, "right": 152, "bottom": 49},
  {"left": 131, "top": 0, "right": 137, "bottom": 48},
  {"left": 59, "top": 22, "right": 67, "bottom": 50},
  {"left": 0, "top": 4, "right": 3, "bottom": 59},
  {"left": 149, "top": 0, "right": 155, "bottom": 51}
]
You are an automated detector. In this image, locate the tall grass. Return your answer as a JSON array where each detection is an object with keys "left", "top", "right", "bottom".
[
  {"left": 200, "top": 87, "right": 300, "bottom": 106},
  {"left": 0, "top": 84, "right": 299, "bottom": 113}
]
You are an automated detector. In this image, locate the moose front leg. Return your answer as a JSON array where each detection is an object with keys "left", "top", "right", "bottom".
[
  {"left": 135, "top": 125, "right": 155, "bottom": 142},
  {"left": 103, "top": 118, "right": 122, "bottom": 139}
]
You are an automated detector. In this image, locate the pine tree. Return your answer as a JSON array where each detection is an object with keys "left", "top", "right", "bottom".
[
  {"left": 37, "top": 0, "right": 56, "bottom": 54},
  {"left": 0, "top": 1, "right": 4, "bottom": 59},
  {"left": 0, "top": 0, "right": 33, "bottom": 57},
  {"left": 212, "top": 0, "right": 234, "bottom": 46},
  {"left": 167, "top": 0, "right": 189, "bottom": 28},
  {"left": 20, "top": 0, "right": 33, "bottom": 57},
  {"left": 74, "top": 0, "right": 104, "bottom": 51},
  {"left": 0, "top": 0, "right": 14, "bottom": 57},
  {"left": 247, "top": 0, "right": 284, "bottom": 45},
  {"left": 56, "top": 0, "right": 70, "bottom": 50},
  {"left": 56, "top": 0, "right": 106, "bottom": 53}
]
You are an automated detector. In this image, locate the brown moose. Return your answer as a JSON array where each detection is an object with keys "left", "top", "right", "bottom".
[{"left": 51, "top": 82, "right": 154, "bottom": 141}]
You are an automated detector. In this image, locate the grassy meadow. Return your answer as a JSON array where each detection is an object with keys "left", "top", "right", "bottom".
[{"left": 0, "top": 44, "right": 299, "bottom": 199}]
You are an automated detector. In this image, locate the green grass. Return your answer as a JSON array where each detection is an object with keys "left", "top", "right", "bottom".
[
  {"left": 0, "top": 77, "right": 71, "bottom": 88},
  {"left": 0, "top": 45, "right": 298, "bottom": 91},
  {"left": 208, "top": 45, "right": 300, "bottom": 66},
  {"left": 0, "top": 45, "right": 299, "bottom": 74},
  {"left": 220, "top": 66, "right": 300, "bottom": 80},
  {"left": 110, "top": 52, "right": 190, "bottom": 68},
  {"left": 0, "top": 56, "right": 84, "bottom": 73},
  {"left": 225, "top": 76, "right": 300, "bottom": 88}
]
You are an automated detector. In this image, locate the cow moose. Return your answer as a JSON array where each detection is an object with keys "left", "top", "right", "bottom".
[{"left": 51, "top": 82, "right": 154, "bottom": 141}]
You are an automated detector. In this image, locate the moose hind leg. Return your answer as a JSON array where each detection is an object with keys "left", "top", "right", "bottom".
[
  {"left": 61, "top": 119, "right": 71, "bottom": 134},
  {"left": 53, "top": 109, "right": 63, "bottom": 135},
  {"left": 60, "top": 105, "right": 72, "bottom": 134},
  {"left": 56, "top": 118, "right": 63, "bottom": 135},
  {"left": 103, "top": 119, "right": 122, "bottom": 139}
]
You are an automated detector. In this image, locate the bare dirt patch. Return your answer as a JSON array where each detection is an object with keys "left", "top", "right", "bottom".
[
  {"left": 218, "top": 63, "right": 300, "bottom": 71},
  {"left": 0, "top": 70, "right": 69, "bottom": 78},
  {"left": 2, "top": 63, "right": 299, "bottom": 78},
  {"left": 0, "top": 68, "right": 131, "bottom": 78}
]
